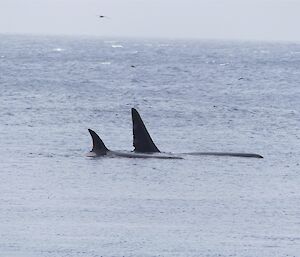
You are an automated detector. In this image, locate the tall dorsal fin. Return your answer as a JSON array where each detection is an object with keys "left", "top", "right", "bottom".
[
  {"left": 131, "top": 108, "right": 160, "bottom": 153},
  {"left": 88, "top": 129, "right": 109, "bottom": 155}
]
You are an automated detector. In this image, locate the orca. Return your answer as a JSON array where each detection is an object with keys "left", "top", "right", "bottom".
[
  {"left": 130, "top": 108, "right": 263, "bottom": 158},
  {"left": 131, "top": 107, "right": 160, "bottom": 153},
  {"left": 88, "top": 129, "right": 182, "bottom": 159},
  {"left": 87, "top": 108, "right": 263, "bottom": 159}
]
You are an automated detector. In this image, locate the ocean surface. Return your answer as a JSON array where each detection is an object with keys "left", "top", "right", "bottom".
[{"left": 0, "top": 34, "right": 299, "bottom": 257}]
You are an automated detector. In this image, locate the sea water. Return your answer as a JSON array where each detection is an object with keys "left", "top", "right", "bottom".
[{"left": 0, "top": 34, "right": 299, "bottom": 256}]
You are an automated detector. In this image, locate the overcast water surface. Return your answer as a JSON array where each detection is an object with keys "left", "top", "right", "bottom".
[{"left": 0, "top": 35, "right": 299, "bottom": 257}]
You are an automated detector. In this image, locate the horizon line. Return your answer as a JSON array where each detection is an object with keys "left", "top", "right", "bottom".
[{"left": 1, "top": 32, "right": 300, "bottom": 45}]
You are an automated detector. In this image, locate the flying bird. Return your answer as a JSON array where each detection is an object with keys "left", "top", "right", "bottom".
[{"left": 98, "top": 15, "right": 110, "bottom": 19}]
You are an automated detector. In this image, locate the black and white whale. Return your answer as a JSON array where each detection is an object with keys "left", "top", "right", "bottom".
[
  {"left": 131, "top": 108, "right": 263, "bottom": 158},
  {"left": 131, "top": 107, "right": 160, "bottom": 153},
  {"left": 87, "top": 108, "right": 263, "bottom": 159},
  {"left": 87, "top": 107, "right": 182, "bottom": 159}
]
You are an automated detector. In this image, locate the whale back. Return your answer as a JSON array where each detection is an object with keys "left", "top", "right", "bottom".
[
  {"left": 131, "top": 108, "right": 160, "bottom": 153},
  {"left": 88, "top": 129, "right": 109, "bottom": 155}
]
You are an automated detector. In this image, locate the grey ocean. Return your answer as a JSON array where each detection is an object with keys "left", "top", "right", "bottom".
[{"left": 0, "top": 35, "right": 299, "bottom": 256}]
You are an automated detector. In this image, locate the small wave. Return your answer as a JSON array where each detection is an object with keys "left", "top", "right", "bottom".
[
  {"left": 259, "top": 50, "right": 269, "bottom": 54},
  {"left": 0, "top": 55, "right": 5, "bottom": 58},
  {"left": 52, "top": 48, "right": 64, "bottom": 52},
  {"left": 101, "top": 61, "right": 111, "bottom": 65},
  {"left": 111, "top": 45, "right": 123, "bottom": 48},
  {"left": 206, "top": 60, "right": 216, "bottom": 64},
  {"left": 219, "top": 63, "right": 229, "bottom": 66}
]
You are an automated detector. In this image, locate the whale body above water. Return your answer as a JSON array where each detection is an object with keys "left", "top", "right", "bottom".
[{"left": 87, "top": 108, "right": 263, "bottom": 159}]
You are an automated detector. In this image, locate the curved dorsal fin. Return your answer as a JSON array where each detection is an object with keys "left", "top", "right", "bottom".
[
  {"left": 131, "top": 108, "right": 160, "bottom": 153},
  {"left": 88, "top": 129, "right": 109, "bottom": 155}
]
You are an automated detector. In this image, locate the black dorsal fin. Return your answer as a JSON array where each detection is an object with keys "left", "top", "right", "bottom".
[
  {"left": 131, "top": 108, "right": 160, "bottom": 153},
  {"left": 88, "top": 129, "right": 109, "bottom": 155}
]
